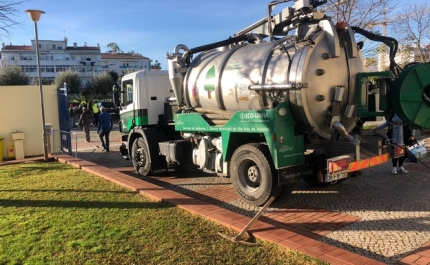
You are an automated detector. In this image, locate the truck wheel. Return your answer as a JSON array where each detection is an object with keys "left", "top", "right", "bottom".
[
  {"left": 230, "top": 143, "right": 282, "bottom": 206},
  {"left": 131, "top": 137, "right": 151, "bottom": 176}
]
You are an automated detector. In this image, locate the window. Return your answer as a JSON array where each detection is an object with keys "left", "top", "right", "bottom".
[
  {"left": 53, "top": 44, "right": 56, "bottom": 49},
  {"left": 56, "top": 65, "right": 71, "bottom": 72},
  {"left": 122, "top": 79, "right": 134, "bottom": 105},
  {"left": 40, "top": 53, "right": 53, "bottom": 60},
  {"left": 23, "top": 65, "right": 32, "bottom": 72}
]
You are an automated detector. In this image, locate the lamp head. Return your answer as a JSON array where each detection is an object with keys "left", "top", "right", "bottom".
[{"left": 24, "top": 9, "right": 45, "bottom": 22}]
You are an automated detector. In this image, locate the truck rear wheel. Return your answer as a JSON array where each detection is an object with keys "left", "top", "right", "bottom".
[
  {"left": 230, "top": 143, "right": 282, "bottom": 206},
  {"left": 131, "top": 137, "right": 151, "bottom": 176}
]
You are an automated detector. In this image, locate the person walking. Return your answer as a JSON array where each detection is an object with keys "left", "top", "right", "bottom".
[
  {"left": 373, "top": 111, "right": 415, "bottom": 174},
  {"left": 91, "top": 101, "right": 100, "bottom": 126},
  {"left": 68, "top": 104, "right": 75, "bottom": 128},
  {"left": 79, "top": 107, "right": 94, "bottom": 143},
  {"left": 97, "top": 106, "right": 113, "bottom": 152}
]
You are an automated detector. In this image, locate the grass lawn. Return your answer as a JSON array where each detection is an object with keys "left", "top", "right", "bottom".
[{"left": 0, "top": 161, "right": 327, "bottom": 265}]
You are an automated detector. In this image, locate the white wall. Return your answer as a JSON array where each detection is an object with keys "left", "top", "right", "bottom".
[{"left": 0, "top": 85, "right": 59, "bottom": 159}]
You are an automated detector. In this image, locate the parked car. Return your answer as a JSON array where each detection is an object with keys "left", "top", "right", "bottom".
[{"left": 99, "top": 101, "right": 119, "bottom": 118}]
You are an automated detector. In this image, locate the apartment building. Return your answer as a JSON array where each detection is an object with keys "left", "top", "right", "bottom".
[
  {"left": 0, "top": 39, "right": 152, "bottom": 85},
  {"left": 0, "top": 38, "right": 102, "bottom": 84},
  {"left": 100, "top": 51, "right": 150, "bottom": 75}
]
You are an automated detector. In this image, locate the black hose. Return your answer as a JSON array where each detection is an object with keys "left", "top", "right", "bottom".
[
  {"left": 351, "top": 26, "right": 401, "bottom": 76},
  {"left": 187, "top": 33, "right": 262, "bottom": 55}
]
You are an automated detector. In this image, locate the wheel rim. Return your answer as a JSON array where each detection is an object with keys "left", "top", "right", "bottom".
[
  {"left": 134, "top": 146, "right": 147, "bottom": 167},
  {"left": 238, "top": 160, "right": 261, "bottom": 192}
]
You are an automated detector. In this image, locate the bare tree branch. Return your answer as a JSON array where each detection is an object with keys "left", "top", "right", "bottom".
[
  {"left": 0, "top": 1, "right": 28, "bottom": 40},
  {"left": 321, "top": 0, "right": 398, "bottom": 69},
  {"left": 392, "top": 3, "right": 430, "bottom": 65}
]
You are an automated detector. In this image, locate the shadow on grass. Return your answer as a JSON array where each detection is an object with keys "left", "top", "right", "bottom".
[{"left": 0, "top": 199, "right": 174, "bottom": 209}]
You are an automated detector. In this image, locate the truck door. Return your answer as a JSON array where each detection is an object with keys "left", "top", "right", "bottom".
[{"left": 120, "top": 77, "right": 135, "bottom": 133}]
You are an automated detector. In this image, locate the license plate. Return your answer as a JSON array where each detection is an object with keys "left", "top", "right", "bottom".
[{"left": 325, "top": 171, "right": 348, "bottom": 182}]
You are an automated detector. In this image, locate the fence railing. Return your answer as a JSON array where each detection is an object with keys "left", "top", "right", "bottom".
[{"left": 52, "top": 130, "right": 78, "bottom": 157}]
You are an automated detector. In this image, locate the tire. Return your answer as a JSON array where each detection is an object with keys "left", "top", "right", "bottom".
[
  {"left": 230, "top": 143, "right": 282, "bottom": 206},
  {"left": 131, "top": 137, "right": 151, "bottom": 176}
]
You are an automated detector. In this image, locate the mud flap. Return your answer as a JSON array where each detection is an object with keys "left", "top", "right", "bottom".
[{"left": 278, "top": 164, "right": 302, "bottom": 186}]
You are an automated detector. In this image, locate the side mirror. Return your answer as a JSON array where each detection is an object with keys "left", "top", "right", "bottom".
[{"left": 113, "top": 91, "right": 120, "bottom": 106}]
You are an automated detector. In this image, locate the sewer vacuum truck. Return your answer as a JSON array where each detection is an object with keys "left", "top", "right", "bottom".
[{"left": 118, "top": 0, "right": 430, "bottom": 206}]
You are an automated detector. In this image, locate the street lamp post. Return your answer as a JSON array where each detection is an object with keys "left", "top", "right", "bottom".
[{"left": 25, "top": 9, "right": 48, "bottom": 161}]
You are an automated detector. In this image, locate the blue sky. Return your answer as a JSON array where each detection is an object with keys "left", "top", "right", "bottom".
[{"left": 5, "top": 0, "right": 428, "bottom": 69}]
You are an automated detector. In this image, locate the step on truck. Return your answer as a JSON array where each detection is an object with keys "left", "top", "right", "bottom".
[{"left": 117, "top": 0, "right": 430, "bottom": 206}]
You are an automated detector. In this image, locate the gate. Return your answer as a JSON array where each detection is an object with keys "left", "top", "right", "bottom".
[
  {"left": 55, "top": 85, "right": 75, "bottom": 156},
  {"left": 52, "top": 130, "right": 78, "bottom": 157}
]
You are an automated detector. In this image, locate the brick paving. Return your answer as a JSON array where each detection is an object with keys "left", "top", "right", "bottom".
[{"left": 3, "top": 125, "right": 430, "bottom": 265}]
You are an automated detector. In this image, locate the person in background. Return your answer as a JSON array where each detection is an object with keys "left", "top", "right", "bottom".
[
  {"left": 97, "top": 106, "right": 113, "bottom": 152},
  {"left": 79, "top": 107, "right": 94, "bottom": 143},
  {"left": 92, "top": 101, "right": 100, "bottom": 126},
  {"left": 68, "top": 104, "right": 75, "bottom": 128},
  {"left": 372, "top": 111, "right": 415, "bottom": 174},
  {"left": 72, "top": 104, "right": 80, "bottom": 125}
]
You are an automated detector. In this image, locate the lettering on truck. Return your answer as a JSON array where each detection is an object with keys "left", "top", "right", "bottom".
[
  {"left": 282, "top": 172, "right": 300, "bottom": 180},
  {"left": 240, "top": 112, "right": 269, "bottom": 119}
]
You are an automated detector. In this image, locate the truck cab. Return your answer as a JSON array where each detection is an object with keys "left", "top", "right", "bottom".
[{"left": 119, "top": 70, "right": 174, "bottom": 134}]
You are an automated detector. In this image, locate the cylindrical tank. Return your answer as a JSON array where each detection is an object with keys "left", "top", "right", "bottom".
[{"left": 179, "top": 19, "right": 365, "bottom": 140}]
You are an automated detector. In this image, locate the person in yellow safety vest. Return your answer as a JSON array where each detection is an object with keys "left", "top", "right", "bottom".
[{"left": 91, "top": 101, "right": 100, "bottom": 126}]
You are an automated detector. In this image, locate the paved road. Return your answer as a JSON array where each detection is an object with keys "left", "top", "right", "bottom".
[{"left": 68, "top": 122, "right": 430, "bottom": 265}]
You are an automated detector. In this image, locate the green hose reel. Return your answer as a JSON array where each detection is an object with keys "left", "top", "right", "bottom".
[{"left": 391, "top": 62, "right": 430, "bottom": 129}]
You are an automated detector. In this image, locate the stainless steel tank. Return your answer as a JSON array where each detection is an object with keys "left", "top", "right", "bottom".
[{"left": 170, "top": 19, "right": 365, "bottom": 140}]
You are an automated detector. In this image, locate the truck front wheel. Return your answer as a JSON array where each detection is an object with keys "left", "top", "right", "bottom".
[
  {"left": 230, "top": 143, "right": 282, "bottom": 206},
  {"left": 131, "top": 137, "right": 151, "bottom": 176}
]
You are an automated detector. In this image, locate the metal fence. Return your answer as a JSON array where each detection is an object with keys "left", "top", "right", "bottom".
[{"left": 52, "top": 130, "right": 78, "bottom": 157}]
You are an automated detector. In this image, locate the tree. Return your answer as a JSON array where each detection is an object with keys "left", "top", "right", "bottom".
[
  {"left": 85, "top": 72, "right": 115, "bottom": 102},
  {"left": 107, "top": 42, "right": 121, "bottom": 52},
  {"left": 322, "top": 0, "right": 397, "bottom": 67},
  {"left": 54, "top": 69, "right": 83, "bottom": 101},
  {"left": 322, "top": 0, "right": 395, "bottom": 28},
  {"left": 0, "top": 1, "right": 27, "bottom": 39},
  {"left": 0, "top": 65, "right": 30, "bottom": 85},
  {"left": 108, "top": 70, "right": 119, "bottom": 83},
  {"left": 151, "top": 60, "right": 162, "bottom": 70},
  {"left": 121, "top": 67, "right": 135, "bottom": 77},
  {"left": 392, "top": 3, "right": 430, "bottom": 64},
  {"left": 32, "top": 77, "right": 53, "bottom": 85}
]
